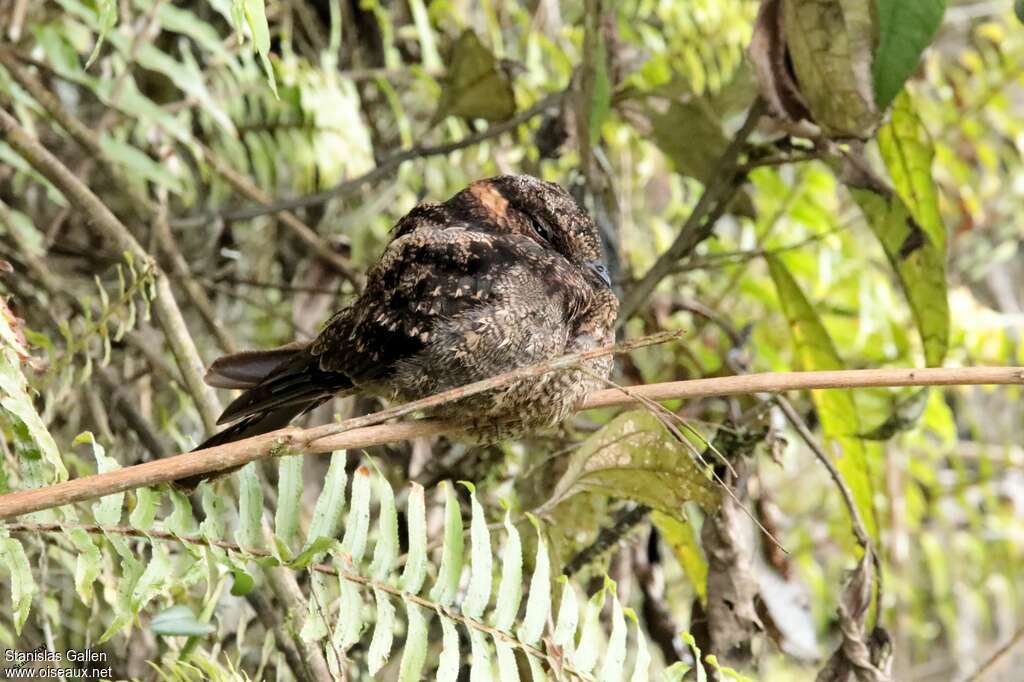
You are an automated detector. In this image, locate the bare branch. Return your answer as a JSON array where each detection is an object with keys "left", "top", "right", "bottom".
[{"left": 0, "top": 365, "right": 1020, "bottom": 520}]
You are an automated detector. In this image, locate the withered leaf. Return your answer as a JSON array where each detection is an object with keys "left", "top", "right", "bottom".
[{"left": 432, "top": 30, "right": 516, "bottom": 125}]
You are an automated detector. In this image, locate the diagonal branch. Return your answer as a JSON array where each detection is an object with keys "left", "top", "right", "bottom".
[{"left": 0, "top": 365, "right": 1020, "bottom": 520}]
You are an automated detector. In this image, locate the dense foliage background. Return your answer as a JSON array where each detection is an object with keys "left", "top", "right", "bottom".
[{"left": 1, "top": 0, "right": 1023, "bottom": 680}]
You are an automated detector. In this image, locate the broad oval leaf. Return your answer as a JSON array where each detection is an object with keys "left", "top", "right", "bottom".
[
  {"left": 872, "top": 0, "right": 946, "bottom": 107},
  {"left": 543, "top": 409, "right": 720, "bottom": 515},
  {"left": 151, "top": 604, "right": 215, "bottom": 637}
]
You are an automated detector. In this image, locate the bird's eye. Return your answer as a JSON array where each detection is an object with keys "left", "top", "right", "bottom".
[{"left": 530, "top": 217, "right": 552, "bottom": 242}]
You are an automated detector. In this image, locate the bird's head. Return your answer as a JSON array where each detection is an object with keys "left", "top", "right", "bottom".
[{"left": 451, "top": 174, "right": 612, "bottom": 287}]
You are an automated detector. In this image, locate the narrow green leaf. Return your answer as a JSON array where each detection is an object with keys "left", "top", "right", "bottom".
[
  {"left": 599, "top": 585, "right": 627, "bottom": 681},
  {"left": 461, "top": 481, "right": 492, "bottom": 620},
  {"left": 553, "top": 577, "right": 579, "bottom": 651},
  {"left": 241, "top": 0, "right": 278, "bottom": 96},
  {"left": 437, "top": 613, "right": 461, "bottom": 681},
  {"left": 874, "top": 90, "right": 949, "bottom": 366},
  {"left": 573, "top": 581, "right": 608, "bottom": 673},
  {"left": 235, "top": 462, "right": 264, "bottom": 548},
  {"left": 74, "top": 431, "right": 122, "bottom": 525},
  {"left": 526, "top": 655, "right": 550, "bottom": 682},
  {"left": 131, "top": 545, "right": 173, "bottom": 611},
  {"left": 151, "top": 605, "right": 215, "bottom": 636},
  {"left": 766, "top": 256, "right": 877, "bottom": 540},
  {"left": 682, "top": 632, "right": 707, "bottom": 682},
  {"left": 300, "top": 569, "right": 331, "bottom": 643},
  {"left": 166, "top": 487, "right": 196, "bottom": 536},
  {"left": 495, "top": 640, "right": 519, "bottom": 682},
  {"left": 130, "top": 487, "right": 159, "bottom": 530},
  {"left": 341, "top": 466, "right": 372, "bottom": 563},
  {"left": 367, "top": 588, "right": 396, "bottom": 674},
  {"left": 84, "top": 0, "right": 117, "bottom": 68},
  {"left": 517, "top": 514, "right": 550, "bottom": 646},
  {"left": 468, "top": 628, "right": 495, "bottom": 682},
  {"left": 400, "top": 483, "right": 428, "bottom": 594},
  {"left": 334, "top": 570, "right": 363, "bottom": 651},
  {"left": 274, "top": 455, "right": 303, "bottom": 549},
  {"left": 0, "top": 532, "right": 36, "bottom": 634},
  {"left": 397, "top": 600, "right": 429, "bottom": 682},
  {"left": 68, "top": 528, "right": 102, "bottom": 604},
  {"left": 429, "top": 481, "right": 465, "bottom": 607},
  {"left": 627, "top": 608, "right": 651, "bottom": 682},
  {"left": 491, "top": 509, "right": 523, "bottom": 632},
  {"left": 872, "top": 0, "right": 946, "bottom": 107},
  {"left": 369, "top": 473, "right": 399, "bottom": 580},
  {"left": 199, "top": 484, "right": 227, "bottom": 541},
  {"left": 651, "top": 511, "right": 707, "bottom": 605},
  {"left": 307, "top": 451, "right": 347, "bottom": 545}
]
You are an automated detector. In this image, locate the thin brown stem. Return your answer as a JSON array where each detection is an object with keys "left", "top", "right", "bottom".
[{"left": 0, "top": 365, "right": 1020, "bottom": 520}]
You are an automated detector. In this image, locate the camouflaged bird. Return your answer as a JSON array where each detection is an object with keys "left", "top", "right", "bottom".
[{"left": 189, "top": 175, "right": 618, "bottom": 474}]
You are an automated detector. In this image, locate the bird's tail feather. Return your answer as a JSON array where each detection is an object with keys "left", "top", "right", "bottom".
[{"left": 175, "top": 346, "right": 352, "bottom": 490}]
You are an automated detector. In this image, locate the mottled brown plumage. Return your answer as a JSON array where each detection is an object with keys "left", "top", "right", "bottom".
[{"left": 186, "top": 175, "right": 618, "bottom": 481}]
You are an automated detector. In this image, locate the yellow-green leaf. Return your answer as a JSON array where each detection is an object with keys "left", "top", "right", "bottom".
[
  {"left": 782, "top": 0, "right": 878, "bottom": 137},
  {"left": 542, "top": 410, "right": 720, "bottom": 516},
  {"left": 432, "top": 31, "right": 515, "bottom": 125},
  {"left": 766, "top": 256, "right": 877, "bottom": 541},
  {"left": 652, "top": 510, "right": 708, "bottom": 605}
]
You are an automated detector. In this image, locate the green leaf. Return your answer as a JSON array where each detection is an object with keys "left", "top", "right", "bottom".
[
  {"left": 553, "top": 577, "right": 579, "bottom": 651},
  {"left": 151, "top": 605, "right": 215, "bottom": 637},
  {"left": 573, "top": 580, "right": 607, "bottom": 673},
  {"left": 399, "top": 483, "right": 428, "bottom": 594},
  {"left": 306, "top": 451, "right": 347, "bottom": 548},
  {"left": 599, "top": 584, "right": 627, "bottom": 681},
  {"left": 274, "top": 455, "right": 303, "bottom": 550},
  {"left": 235, "top": 462, "right": 264, "bottom": 549},
  {"left": 468, "top": 628, "right": 495, "bottom": 681},
  {"left": 334, "top": 570, "right": 363, "bottom": 651},
  {"left": 491, "top": 509, "right": 523, "bottom": 633},
  {"left": 240, "top": 0, "right": 278, "bottom": 96},
  {"left": 766, "top": 256, "right": 877, "bottom": 540},
  {"left": 543, "top": 410, "right": 720, "bottom": 515},
  {"left": 84, "top": 0, "right": 117, "bottom": 68},
  {"left": 0, "top": 532, "right": 36, "bottom": 634},
  {"left": 437, "top": 614, "right": 461, "bottom": 681},
  {"left": 460, "top": 481, "right": 492, "bottom": 620},
  {"left": 627, "top": 608, "right": 652, "bottom": 682},
  {"left": 782, "top": 0, "right": 879, "bottom": 137},
  {"left": 397, "top": 600, "right": 429, "bottom": 682},
  {"left": 652, "top": 510, "right": 708, "bottom": 605},
  {"left": 368, "top": 472, "right": 399, "bottom": 580},
  {"left": 130, "top": 487, "right": 160, "bottom": 530},
  {"left": 872, "top": 0, "right": 946, "bottom": 107},
  {"left": 432, "top": 30, "right": 515, "bottom": 124},
  {"left": 429, "top": 481, "right": 465, "bottom": 607},
  {"left": 873, "top": 90, "right": 949, "bottom": 366},
  {"left": 230, "top": 569, "right": 255, "bottom": 597},
  {"left": 495, "top": 640, "right": 519, "bottom": 682},
  {"left": 367, "top": 589, "right": 396, "bottom": 674},
  {"left": 74, "top": 431, "right": 122, "bottom": 525},
  {"left": 341, "top": 466, "right": 371, "bottom": 563},
  {"left": 517, "top": 514, "right": 550, "bottom": 646}
]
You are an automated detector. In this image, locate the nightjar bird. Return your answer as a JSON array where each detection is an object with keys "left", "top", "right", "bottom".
[{"left": 187, "top": 175, "right": 618, "bottom": 480}]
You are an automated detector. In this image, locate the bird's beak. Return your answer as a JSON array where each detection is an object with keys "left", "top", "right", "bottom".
[{"left": 586, "top": 260, "right": 612, "bottom": 287}]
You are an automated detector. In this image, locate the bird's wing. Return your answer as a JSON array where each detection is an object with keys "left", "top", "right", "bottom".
[{"left": 311, "top": 227, "right": 589, "bottom": 382}]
